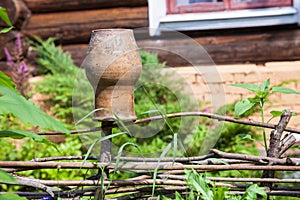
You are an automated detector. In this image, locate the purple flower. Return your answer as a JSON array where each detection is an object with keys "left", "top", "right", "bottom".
[
  {"left": 204, "top": 108, "right": 211, "bottom": 113},
  {"left": 3, "top": 47, "right": 14, "bottom": 68},
  {"left": 4, "top": 35, "right": 30, "bottom": 97},
  {"left": 18, "top": 61, "right": 29, "bottom": 74},
  {"left": 15, "top": 33, "right": 22, "bottom": 57}
]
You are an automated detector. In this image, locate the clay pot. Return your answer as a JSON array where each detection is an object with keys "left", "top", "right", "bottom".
[{"left": 83, "top": 29, "right": 142, "bottom": 121}]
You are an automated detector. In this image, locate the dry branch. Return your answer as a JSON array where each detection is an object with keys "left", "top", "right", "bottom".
[
  {"left": 21, "top": 179, "right": 186, "bottom": 187},
  {"left": 37, "top": 112, "right": 300, "bottom": 136},
  {"left": 3, "top": 161, "right": 300, "bottom": 171},
  {"left": 31, "top": 155, "right": 98, "bottom": 162},
  {"left": 262, "top": 110, "right": 292, "bottom": 187},
  {"left": 13, "top": 176, "right": 60, "bottom": 197},
  {"left": 0, "top": 161, "right": 99, "bottom": 169},
  {"left": 210, "top": 149, "right": 300, "bottom": 165},
  {"left": 208, "top": 177, "right": 300, "bottom": 184}
]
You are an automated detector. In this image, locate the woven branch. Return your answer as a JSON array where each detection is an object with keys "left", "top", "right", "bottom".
[
  {"left": 3, "top": 161, "right": 300, "bottom": 171},
  {"left": 210, "top": 149, "right": 300, "bottom": 165},
  {"left": 37, "top": 111, "right": 300, "bottom": 135}
]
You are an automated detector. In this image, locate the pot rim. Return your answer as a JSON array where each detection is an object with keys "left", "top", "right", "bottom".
[{"left": 92, "top": 28, "right": 133, "bottom": 33}]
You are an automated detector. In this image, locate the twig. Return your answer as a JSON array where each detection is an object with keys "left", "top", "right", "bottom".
[
  {"left": 6, "top": 185, "right": 300, "bottom": 198},
  {"left": 208, "top": 177, "right": 300, "bottom": 184},
  {"left": 21, "top": 179, "right": 186, "bottom": 187},
  {"left": 0, "top": 188, "right": 96, "bottom": 199},
  {"left": 229, "top": 190, "right": 300, "bottom": 197},
  {"left": 268, "top": 110, "right": 292, "bottom": 158},
  {"left": 37, "top": 112, "right": 300, "bottom": 135},
  {"left": 210, "top": 149, "right": 300, "bottom": 165},
  {"left": 25, "top": 154, "right": 214, "bottom": 163},
  {"left": 0, "top": 161, "right": 99, "bottom": 169},
  {"left": 279, "top": 133, "right": 300, "bottom": 157},
  {"left": 13, "top": 176, "right": 60, "bottom": 197},
  {"left": 262, "top": 110, "right": 292, "bottom": 187},
  {"left": 31, "top": 156, "right": 98, "bottom": 162},
  {"left": 4, "top": 161, "right": 300, "bottom": 171},
  {"left": 115, "top": 154, "right": 214, "bottom": 162},
  {"left": 106, "top": 186, "right": 187, "bottom": 195},
  {"left": 125, "top": 174, "right": 300, "bottom": 186}
]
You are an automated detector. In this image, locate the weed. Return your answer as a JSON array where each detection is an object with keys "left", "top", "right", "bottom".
[{"left": 231, "top": 79, "right": 300, "bottom": 154}]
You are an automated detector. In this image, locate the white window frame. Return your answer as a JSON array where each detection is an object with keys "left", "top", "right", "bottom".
[{"left": 148, "top": 0, "right": 300, "bottom": 36}]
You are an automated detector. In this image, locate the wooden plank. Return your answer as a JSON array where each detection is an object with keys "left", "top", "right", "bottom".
[
  {"left": 62, "top": 27, "right": 300, "bottom": 66},
  {"left": 23, "top": 0, "right": 148, "bottom": 13},
  {"left": 62, "top": 44, "right": 88, "bottom": 66},
  {"left": 23, "top": 7, "right": 148, "bottom": 43}
]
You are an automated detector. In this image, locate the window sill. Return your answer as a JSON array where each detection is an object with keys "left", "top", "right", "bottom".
[{"left": 153, "top": 7, "right": 298, "bottom": 35}]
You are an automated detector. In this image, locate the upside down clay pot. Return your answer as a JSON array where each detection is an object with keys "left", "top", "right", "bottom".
[{"left": 83, "top": 29, "right": 142, "bottom": 121}]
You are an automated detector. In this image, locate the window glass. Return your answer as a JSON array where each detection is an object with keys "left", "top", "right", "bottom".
[{"left": 169, "top": 0, "right": 292, "bottom": 14}]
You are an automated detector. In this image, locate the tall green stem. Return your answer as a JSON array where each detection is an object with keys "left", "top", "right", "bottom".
[{"left": 260, "top": 99, "right": 268, "bottom": 155}]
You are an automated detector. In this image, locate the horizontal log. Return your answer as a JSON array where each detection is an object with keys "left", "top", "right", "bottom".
[
  {"left": 62, "top": 44, "right": 87, "bottom": 66},
  {"left": 24, "top": 0, "right": 148, "bottom": 13},
  {"left": 23, "top": 7, "right": 148, "bottom": 44},
  {"left": 61, "top": 26, "right": 300, "bottom": 65}
]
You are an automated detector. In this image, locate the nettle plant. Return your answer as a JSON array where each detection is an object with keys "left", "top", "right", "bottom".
[{"left": 231, "top": 78, "right": 300, "bottom": 153}]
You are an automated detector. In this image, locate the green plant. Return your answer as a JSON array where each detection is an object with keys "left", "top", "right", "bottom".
[
  {"left": 231, "top": 79, "right": 300, "bottom": 154},
  {"left": 0, "top": 135, "right": 93, "bottom": 194},
  {"left": 30, "top": 37, "right": 92, "bottom": 125},
  {"left": 162, "top": 169, "right": 267, "bottom": 200},
  {"left": 0, "top": 70, "right": 69, "bottom": 199},
  {"left": 0, "top": 71, "right": 68, "bottom": 136}
]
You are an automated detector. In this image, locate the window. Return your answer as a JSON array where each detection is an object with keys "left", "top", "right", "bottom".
[
  {"left": 167, "top": 0, "right": 292, "bottom": 14},
  {"left": 148, "top": 0, "right": 299, "bottom": 36},
  {"left": 168, "top": 0, "right": 226, "bottom": 14}
]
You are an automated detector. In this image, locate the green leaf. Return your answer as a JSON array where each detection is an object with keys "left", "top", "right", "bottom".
[
  {"left": 0, "top": 194, "right": 27, "bottom": 200},
  {"left": 270, "top": 110, "right": 283, "bottom": 118},
  {"left": 229, "top": 83, "right": 258, "bottom": 93},
  {"left": 82, "top": 131, "right": 127, "bottom": 166},
  {"left": 272, "top": 87, "right": 300, "bottom": 94},
  {"left": 0, "top": 169, "right": 16, "bottom": 184},
  {"left": 174, "top": 192, "right": 185, "bottom": 200},
  {"left": 0, "top": 26, "right": 13, "bottom": 33},
  {"left": 0, "top": 71, "right": 16, "bottom": 91},
  {"left": 152, "top": 141, "right": 173, "bottom": 196},
  {"left": 268, "top": 110, "right": 296, "bottom": 123},
  {"left": 0, "top": 86, "right": 69, "bottom": 133},
  {"left": 113, "top": 112, "right": 132, "bottom": 137},
  {"left": 114, "top": 142, "right": 138, "bottom": 174},
  {"left": 75, "top": 108, "right": 106, "bottom": 125},
  {"left": 259, "top": 79, "right": 270, "bottom": 93},
  {"left": 213, "top": 186, "right": 228, "bottom": 200},
  {"left": 0, "top": 7, "right": 13, "bottom": 26},
  {"left": 141, "top": 109, "right": 160, "bottom": 115},
  {"left": 185, "top": 169, "right": 213, "bottom": 199},
  {"left": 234, "top": 99, "right": 256, "bottom": 116},
  {"left": 243, "top": 184, "right": 267, "bottom": 200},
  {"left": 239, "top": 134, "right": 254, "bottom": 141},
  {"left": 0, "top": 130, "right": 54, "bottom": 146}
]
